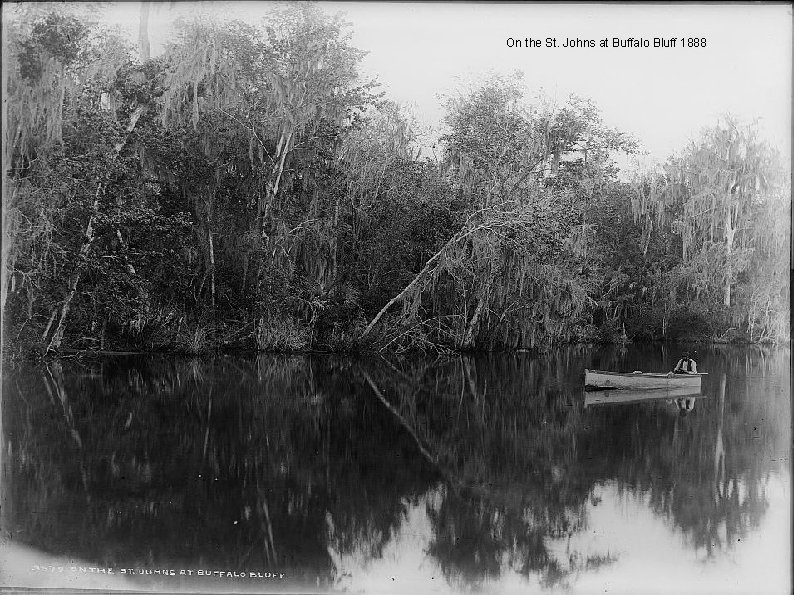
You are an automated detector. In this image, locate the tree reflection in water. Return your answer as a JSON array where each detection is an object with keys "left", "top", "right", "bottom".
[{"left": 1, "top": 345, "right": 788, "bottom": 590}]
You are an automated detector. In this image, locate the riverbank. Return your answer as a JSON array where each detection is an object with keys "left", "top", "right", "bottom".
[{"left": 3, "top": 333, "right": 787, "bottom": 366}]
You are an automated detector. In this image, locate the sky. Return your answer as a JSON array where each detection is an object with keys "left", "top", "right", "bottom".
[{"left": 87, "top": 2, "right": 793, "bottom": 162}]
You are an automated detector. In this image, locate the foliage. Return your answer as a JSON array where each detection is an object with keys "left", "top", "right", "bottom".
[
  {"left": 628, "top": 119, "right": 789, "bottom": 342},
  {"left": 2, "top": 6, "right": 788, "bottom": 357}
]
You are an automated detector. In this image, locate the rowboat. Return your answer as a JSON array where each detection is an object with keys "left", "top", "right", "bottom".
[
  {"left": 585, "top": 387, "right": 705, "bottom": 408},
  {"left": 584, "top": 369, "right": 706, "bottom": 391}
]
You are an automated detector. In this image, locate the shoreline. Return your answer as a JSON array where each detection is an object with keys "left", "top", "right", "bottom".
[{"left": 3, "top": 337, "right": 787, "bottom": 364}]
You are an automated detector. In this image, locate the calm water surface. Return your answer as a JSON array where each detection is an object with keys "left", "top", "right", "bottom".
[{"left": 0, "top": 344, "right": 790, "bottom": 594}]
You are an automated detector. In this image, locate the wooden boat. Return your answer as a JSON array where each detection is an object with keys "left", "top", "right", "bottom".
[
  {"left": 584, "top": 369, "right": 706, "bottom": 391},
  {"left": 585, "top": 387, "right": 706, "bottom": 408}
]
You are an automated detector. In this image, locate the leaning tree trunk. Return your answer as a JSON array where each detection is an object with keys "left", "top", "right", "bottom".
[
  {"left": 1, "top": 20, "right": 12, "bottom": 334},
  {"left": 254, "top": 129, "right": 293, "bottom": 296},
  {"left": 360, "top": 219, "right": 495, "bottom": 339},
  {"left": 208, "top": 213, "right": 215, "bottom": 308},
  {"left": 724, "top": 211, "right": 737, "bottom": 307},
  {"left": 46, "top": 187, "right": 100, "bottom": 351},
  {"left": 46, "top": 106, "right": 145, "bottom": 353},
  {"left": 459, "top": 294, "right": 486, "bottom": 349}
]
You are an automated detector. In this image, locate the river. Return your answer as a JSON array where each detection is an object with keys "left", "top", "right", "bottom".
[{"left": 0, "top": 343, "right": 789, "bottom": 594}]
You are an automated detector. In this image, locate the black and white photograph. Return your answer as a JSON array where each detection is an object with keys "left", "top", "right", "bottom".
[{"left": 1, "top": 2, "right": 791, "bottom": 594}]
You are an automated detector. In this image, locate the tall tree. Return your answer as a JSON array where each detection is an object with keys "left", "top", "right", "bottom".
[
  {"left": 629, "top": 118, "right": 788, "bottom": 340},
  {"left": 665, "top": 118, "right": 781, "bottom": 308}
]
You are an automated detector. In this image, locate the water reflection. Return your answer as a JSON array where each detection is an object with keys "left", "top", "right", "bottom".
[
  {"left": 0, "top": 345, "right": 789, "bottom": 592},
  {"left": 584, "top": 387, "right": 704, "bottom": 407}
]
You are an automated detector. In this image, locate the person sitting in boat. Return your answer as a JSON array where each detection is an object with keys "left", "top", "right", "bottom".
[{"left": 673, "top": 351, "right": 697, "bottom": 374}]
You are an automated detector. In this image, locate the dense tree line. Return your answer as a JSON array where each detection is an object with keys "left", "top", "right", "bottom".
[{"left": 2, "top": 4, "right": 789, "bottom": 357}]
